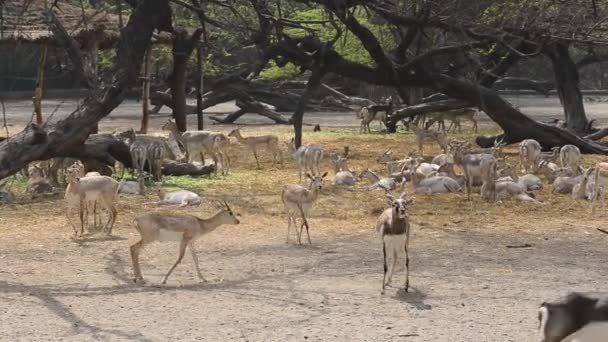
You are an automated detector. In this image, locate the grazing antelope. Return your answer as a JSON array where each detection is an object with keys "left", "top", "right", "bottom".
[
  {"left": 162, "top": 119, "right": 231, "bottom": 175},
  {"left": 65, "top": 162, "right": 119, "bottom": 237},
  {"left": 228, "top": 128, "right": 282, "bottom": 168},
  {"left": 281, "top": 172, "right": 327, "bottom": 245},
  {"left": 538, "top": 292, "right": 608, "bottom": 342},
  {"left": 376, "top": 192, "right": 413, "bottom": 294},
  {"left": 519, "top": 139, "right": 542, "bottom": 174},
  {"left": 286, "top": 138, "right": 324, "bottom": 182},
  {"left": 410, "top": 125, "right": 448, "bottom": 156},
  {"left": 130, "top": 201, "right": 240, "bottom": 284},
  {"left": 560, "top": 145, "right": 581, "bottom": 176}
]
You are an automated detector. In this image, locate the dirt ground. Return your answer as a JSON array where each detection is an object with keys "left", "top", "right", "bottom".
[{"left": 1, "top": 96, "right": 608, "bottom": 341}]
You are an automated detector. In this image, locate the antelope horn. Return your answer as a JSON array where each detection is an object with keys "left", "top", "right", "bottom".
[{"left": 223, "top": 200, "right": 232, "bottom": 211}]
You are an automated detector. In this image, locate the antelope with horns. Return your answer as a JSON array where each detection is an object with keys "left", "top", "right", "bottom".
[
  {"left": 376, "top": 192, "right": 413, "bottom": 294},
  {"left": 228, "top": 128, "right": 282, "bottom": 168},
  {"left": 281, "top": 172, "right": 327, "bottom": 245},
  {"left": 130, "top": 201, "right": 240, "bottom": 284}
]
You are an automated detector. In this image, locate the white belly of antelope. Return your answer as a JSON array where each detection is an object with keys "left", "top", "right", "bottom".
[{"left": 383, "top": 234, "right": 407, "bottom": 256}]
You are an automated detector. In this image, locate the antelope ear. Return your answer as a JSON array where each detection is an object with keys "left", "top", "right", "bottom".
[
  {"left": 321, "top": 172, "right": 328, "bottom": 178},
  {"left": 306, "top": 173, "right": 313, "bottom": 180},
  {"left": 405, "top": 198, "right": 414, "bottom": 205}
]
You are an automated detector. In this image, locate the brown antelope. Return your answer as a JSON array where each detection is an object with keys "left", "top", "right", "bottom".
[
  {"left": 130, "top": 201, "right": 240, "bottom": 284},
  {"left": 376, "top": 192, "right": 413, "bottom": 294},
  {"left": 281, "top": 172, "right": 327, "bottom": 245},
  {"left": 228, "top": 128, "right": 282, "bottom": 168}
]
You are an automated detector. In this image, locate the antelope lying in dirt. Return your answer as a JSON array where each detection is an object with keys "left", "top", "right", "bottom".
[
  {"left": 130, "top": 201, "right": 240, "bottom": 284},
  {"left": 519, "top": 139, "right": 542, "bottom": 174},
  {"left": 538, "top": 292, "right": 608, "bottom": 342},
  {"left": 410, "top": 125, "right": 448, "bottom": 156},
  {"left": 228, "top": 128, "right": 282, "bottom": 168},
  {"left": 156, "top": 187, "right": 202, "bottom": 207},
  {"left": 162, "top": 119, "right": 230, "bottom": 175},
  {"left": 281, "top": 172, "right": 327, "bottom": 245},
  {"left": 409, "top": 160, "right": 461, "bottom": 193},
  {"left": 330, "top": 153, "right": 356, "bottom": 186},
  {"left": 65, "top": 161, "right": 119, "bottom": 237},
  {"left": 287, "top": 138, "right": 324, "bottom": 182},
  {"left": 376, "top": 192, "right": 413, "bottom": 294}
]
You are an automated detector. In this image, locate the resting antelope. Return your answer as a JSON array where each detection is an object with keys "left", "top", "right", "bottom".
[
  {"left": 376, "top": 192, "right": 413, "bottom": 294},
  {"left": 228, "top": 128, "right": 282, "bottom": 168},
  {"left": 130, "top": 201, "right": 240, "bottom": 284},
  {"left": 281, "top": 172, "right": 327, "bottom": 245}
]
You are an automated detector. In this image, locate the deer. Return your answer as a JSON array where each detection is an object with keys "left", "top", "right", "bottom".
[
  {"left": 560, "top": 144, "right": 581, "bottom": 176},
  {"left": 130, "top": 201, "right": 240, "bottom": 284},
  {"left": 424, "top": 108, "right": 478, "bottom": 133},
  {"left": 330, "top": 153, "right": 356, "bottom": 186},
  {"left": 161, "top": 119, "right": 231, "bottom": 175},
  {"left": 376, "top": 192, "right": 413, "bottom": 294},
  {"left": 286, "top": 138, "right": 324, "bottom": 182},
  {"left": 358, "top": 168, "right": 406, "bottom": 192},
  {"left": 228, "top": 128, "right": 282, "bottom": 168},
  {"left": 409, "top": 160, "right": 461, "bottom": 193},
  {"left": 358, "top": 97, "right": 393, "bottom": 133},
  {"left": 410, "top": 125, "right": 448, "bottom": 156},
  {"left": 26, "top": 165, "right": 54, "bottom": 198},
  {"left": 519, "top": 139, "right": 542, "bottom": 174},
  {"left": 538, "top": 292, "right": 608, "bottom": 342},
  {"left": 572, "top": 167, "right": 595, "bottom": 201},
  {"left": 281, "top": 172, "right": 327, "bottom": 245},
  {"left": 451, "top": 142, "right": 497, "bottom": 200},
  {"left": 479, "top": 157, "right": 498, "bottom": 202},
  {"left": 539, "top": 146, "right": 561, "bottom": 164},
  {"left": 65, "top": 161, "right": 119, "bottom": 237}
]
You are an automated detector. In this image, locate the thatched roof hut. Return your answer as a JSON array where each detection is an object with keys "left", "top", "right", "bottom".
[{"left": 0, "top": 0, "right": 120, "bottom": 48}]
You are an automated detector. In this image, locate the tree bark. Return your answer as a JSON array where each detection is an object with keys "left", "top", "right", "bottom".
[
  {"left": 492, "top": 77, "right": 554, "bottom": 96},
  {"left": 546, "top": 42, "right": 590, "bottom": 134},
  {"left": 292, "top": 69, "right": 324, "bottom": 148},
  {"left": 33, "top": 44, "right": 48, "bottom": 125},
  {"left": 196, "top": 44, "right": 204, "bottom": 130},
  {"left": 139, "top": 46, "right": 153, "bottom": 134},
  {"left": 0, "top": 0, "right": 172, "bottom": 180},
  {"left": 169, "top": 28, "right": 203, "bottom": 132}
]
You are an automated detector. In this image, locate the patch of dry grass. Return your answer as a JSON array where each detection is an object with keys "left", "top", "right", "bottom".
[{"left": 1, "top": 126, "right": 607, "bottom": 244}]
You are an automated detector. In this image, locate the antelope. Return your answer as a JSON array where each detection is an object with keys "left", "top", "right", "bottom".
[
  {"left": 590, "top": 162, "right": 608, "bottom": 213},
  {"left": 560, "top": 145, "right": 581, "bottom": 176},
  {"left": 118, "top": 129, "right": 167, "bottom": 182},
  {"left": 376, "top": 192, "right": 413, "bottom": 294},
  {"left": 286, "top": 138, "right": 324, "bottom": 182},
  {"left": 519, "top": 139, "right": 542, "bottom": 174},
  {"left": 560, "top": 322, "right": 608, "bottom": 342},
  {"left": 409, "top": 160, "right": 461, "bottom": 193},
  {"left": 228, "top": 128, "right": 282, "bottom": 168},
  {"left": 538, "top": 292, "right": 608, "bottom": 342},
  {"left": 358, "top": 98, "right": 392, "bottom": 133},
  {"left": 538, "top": 160, "right": 570, "bottom": 183},
  {"left": 330, "top": 153, "right": 356, "bottom": 186},
  {"left": 479, "top": 157, "right": 498, "bottom": 202},
  {"left": 65, "top": 162, "right": 119, "bottom": 237},
  {"left": 130, "top": 201, "right": 240, "bottom": 284},
  {"left": 572, "top": 167, "right": 595, "bottom": 201},
  {"left": 552, "top": 172, "right": 584, "bottom": 194},
  {"left": 358, "top": 169, "right": 405, "bottom": 192},
  {"left": 497, "top": 164, "right": 543, "bottom": 192},
  {"left": 0, "top": 187, "right": 14, "bottom": 204},
  {"left": 539, "top": 146, "right": 561, "bottom": 164},
  {"left": 452, "top": 143, "right": 497, "bottom": 200},
  {"left": 156, "top": 187, "right": 201, "bottom": 207},
  {"left": 425, "top": 108, "right": 478, "bottom": 133},
  {"left": 281, "top": 172, "right": 327, "bottom": 245},
  {"left": 26, "top": 165, "right": 54, "bottom": 198},
  {"left": 161, "top": 119, "right": 231, "bottom": 175},
  {"left": 410, "top": 125, "right": 448, "bottom": 156}
]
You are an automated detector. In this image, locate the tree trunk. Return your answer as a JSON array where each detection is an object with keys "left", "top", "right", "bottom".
[
  {"left": 169, "top": 29, "right": 203, "bottom": 132},
  {"left": 0, "top": 0, "right": 172, "bottom": 179},
  {"left": 292, "top": 69, "right": 324, "bottom": 148},
  {"left": 139, "top": 46, "right": 153, "bottom": 134},
  {"left": 196, "top": 44, "right": 204, "bottom": 130},
  {"left": 546, "top": 42, "right": 590, "bottom": 134},
  {"left": 33, "top": 44, "right": 48, "bottom": 125}
]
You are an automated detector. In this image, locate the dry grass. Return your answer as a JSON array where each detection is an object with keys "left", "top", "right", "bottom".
[{"left": 3, "top": 125, "right": 605, "bottom": 241}]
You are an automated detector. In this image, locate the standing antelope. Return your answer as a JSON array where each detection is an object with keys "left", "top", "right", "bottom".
[
  {"left": 287, "top": 138, "right": 324, "bottom": 182},
  {"left": 376, "top": 192, "right": 413, "bottom": 294},
  {"left": 162, "top": 119, "right": 231, "bottom": 175},
  {"left": 410, "top": 125, "right": 448, "bottom": 156},
  {"left": 281, "top": 172, "right": 327, "bottom": 245},
  {"left": 228, "top": 128, "right": 282, "bottom": 168},
  {"left": 66, "top": 162, "right": 119, "bottom": 237},
  {"left": 519, "top": 139, "right": 542, "bottom": 174},
  {"left": 130, "top": 201, "right": 240, "bottom": 284}
]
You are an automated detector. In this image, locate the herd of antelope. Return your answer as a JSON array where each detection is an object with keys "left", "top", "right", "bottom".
[{"left": 3, "top": 105, "right": 608, "bottom": 341}]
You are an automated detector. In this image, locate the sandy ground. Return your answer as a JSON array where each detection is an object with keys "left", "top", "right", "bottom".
[{"left": 1, "top": 96, "right": 608, "bottom": 341}]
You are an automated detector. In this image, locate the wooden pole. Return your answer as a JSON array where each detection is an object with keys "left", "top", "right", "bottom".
[
  {"left": 33, "top": 43, "right": 48, "bottom": 125},
  {"left": 140, "top": 46, "right": 152, "bottom": 134},
  {"left": 196, "top": 43, "right": 204, "bottom": 130}
]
